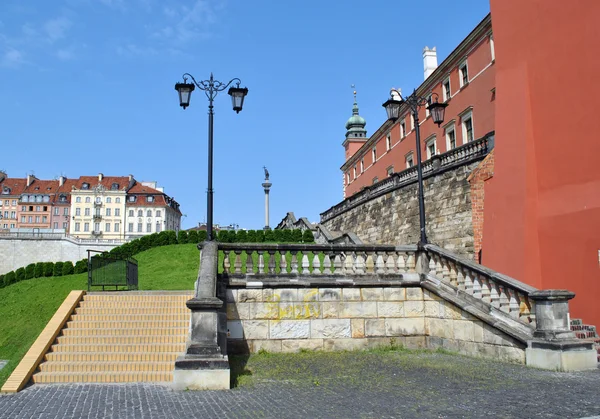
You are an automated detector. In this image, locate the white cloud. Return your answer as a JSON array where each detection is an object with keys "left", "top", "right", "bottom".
[
  {"left": 116, "top": 43, "right": 157, "bottom": 57},
  {"left": 56, "top": 48, "right": 74, "bottom": 60},
  {"left": 43, "top": 17, "right": 72, "bottom": 43},
  {"left": 1, "top": 48, "right": 24, "bottom": 67}
]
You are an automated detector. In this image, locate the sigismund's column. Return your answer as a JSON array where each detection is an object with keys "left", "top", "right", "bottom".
[{"left": 262, "top": 166, "right": 272, "bottom": 230}]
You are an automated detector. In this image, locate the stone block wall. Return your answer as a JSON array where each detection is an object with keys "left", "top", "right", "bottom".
[
  {"left": 321, "top": 162, "right": 480, "bottom": 257},
  {"left": 225, "top": 284, "right": 525, "bottom": 363}
]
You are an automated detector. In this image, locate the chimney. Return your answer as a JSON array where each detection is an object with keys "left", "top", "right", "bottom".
[
  {"left": 423, "top": 46, "right": 438, "bottom": 80},
  {"left": 98, "top": 173, "right": 103, "bottom": 181},
  {"left": 27, "top": 174, "right": 35, "bottom": 187},
  {"left": 59, "top": 176, "right": 66, "bottom": 187},
  {"left": 128, "top": 174, "right": 134, "bottom": 182}
]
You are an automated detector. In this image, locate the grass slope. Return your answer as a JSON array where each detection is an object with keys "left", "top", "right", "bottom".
[{"left": 0, "top": 243, "right": 200, "bottom": 388}]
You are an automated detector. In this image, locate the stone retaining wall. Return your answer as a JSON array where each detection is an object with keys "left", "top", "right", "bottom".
[{"left": 224, "top": 285, "right": 525, "bottom": 363}]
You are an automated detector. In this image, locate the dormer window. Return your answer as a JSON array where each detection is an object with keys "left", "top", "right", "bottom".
[
  {"left": 59, "top": 194, "right": 67, "bottom": 203},
  {"left": 82, "top": 183, "right": 90, "bottom": 190},
  {"left": 34, "top": 187, "right": 40, "bottom": 191},
  {"left": 22, "top": 196, "right": 29, "bottom": 202},
  {"left": 147, "top": 196, "right": 154, "bottom": 203},
  {"left": 2, "top": 187, "right": 11, "bottom": 194},
  {"left": 111, "top": 183, "right": 119, "bottom": 190},
  {"left": 128, "top": 196, "right": 136, "bottom": 202}
]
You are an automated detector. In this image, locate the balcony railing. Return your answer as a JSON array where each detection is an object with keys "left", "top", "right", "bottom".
[
  {"left": 91, "top": 230, "right": 103, "bottom": 237},
  {"left": 93, "top": 214, "right": 102, "bottom": 221}
]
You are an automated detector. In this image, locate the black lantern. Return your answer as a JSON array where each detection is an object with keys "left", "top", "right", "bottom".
[
  {"left": 175, "top": 82, "right": 195, "bottom": 109},
  {"left": 227, "top": 85, "right": 249, "bottom": 114},
  {"left": 427, "top": 99, "right": 448, "bottom": 127},
  {"left": 382, "top": 97, "right": 402, "bottom": 121}
]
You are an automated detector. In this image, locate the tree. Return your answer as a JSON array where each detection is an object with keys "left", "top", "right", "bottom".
[
  {"left": 53, "top": 262, "right": 64, "bottom": 277},
  {"left": 236, "top": 230, "right": 248, "bottom": 243},
  {"left": 25, "top": 263, "right": 36, "bottom": 279},
  {"left": 292, "top": 229, "right": 303, "bottom": 243},
  {"left": 166, "top": 230, "right": 177, "bottom": 245},
  {"left": 198, "top": 230, "right": 208, "bottom": 242},
  {"left": 302, "top": 229, "right": 315, "bottom": 243},
  {"left": 44, "top": 262, "right": 54, "bottom": 277},
  {"left": 178, "top": 230, "right": 189, "bottom": 244},
  {"left": 264, "top": 229, "right": 275, "bottom": 242},
  {"left": 246, "top": 230, "right": 257, "bottom": 243},
  {"left": 62, "top": 261, "right": 74, "bottom": 276},
  {"left": 188, "top": 230, "right": 199, "bottom": 243},
  {"left": 281, "top": 229, "right": 293, "bottom": 243},
  {"left": 255, "top": 230, "right": 265, "bottom": 243},
  {"left": 34, "top": 263, "right": 45, "bottom": 278},
  {"left": 15, "top": 267, "right": 26, "bottom": 282},
  {"left": 74, "top": 259, "right": 88, "bottom": 274},
  {"left": 4, "top": 271, "right": 16, "bottom": 286},
  {"left": 273, "top": 229, "right": 284, "bottom": 242}
]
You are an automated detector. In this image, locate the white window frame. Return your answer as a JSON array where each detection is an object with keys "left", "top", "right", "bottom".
[
  {"left": 459, "top": 60, "right": 469, "bottom": 87},
  {"left": 353, "top": 166, "right": 357, "bottom": 179},
  {"left": 490, "top": 34, "right": 495, "bottom": 62},
  {"left": 372, "top": 177, "right": 378, "bottom": 185},
  {"left": 386, "top": 134, "right": 391, "bottom": 151},
  {"left": 400, "top": 119, "right": 406, "bottom": 138},
  {"left": 405, "top": 152, "right": 414, "bottom": 168},
  {"left": 461, "top": 111, "right": 474, "bottom": 144},
  {"left": 386, "top": 166, "right": 394, "bottom": 176},
  {"left": 445, "top": 123, "right": 457, "bottom": 150},
  {"left": 360, "top": 159, "right": 364, "bottom": 173},
  {"left": 425, "top": 94, "right": 432, "bottom": 118},
  {"left": 442, "top": 77, "right": 451, "bottom": 102},
  {"left": 410, "top": 113, "right": 415, "bottom": 130},
  {"left": 425, "top": 135, "right": 437, "bottom": 159},
  {"left": 372, "top": 147, "right": 377, "bottom": 163}
]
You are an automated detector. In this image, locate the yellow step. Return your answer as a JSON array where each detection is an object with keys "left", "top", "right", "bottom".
[
  {"left": 61, "top": 327, "right": 187, "bottom": 337},
  {"left": 56, "top": 335, "right": 187, "bottom": 345},
  {"left": 50, "top": 343, "right": 186, "bottom": 353},
  {"left": 64, "top": 320, "right": 189, "bottom": 329},
  {"left": 74, "top": 307, "right": 189, "bottom": 315},
  {"left": 79, "top": 301, "right": 188, "bottom": 309},
  {"left": 39, "top": 361, "right": 174, "bottom": 373},
  {"left": 45, "top": 352, "right": 181, "bottom": 363},
  {"left": 83, "top": 294, "right": 192, "bottom": 302},
  {"left": 32, "top": 371, "right": 173, "bottom": 383},
  {"left": 69, "top": 314, "right": 189, "bottom": 322}
]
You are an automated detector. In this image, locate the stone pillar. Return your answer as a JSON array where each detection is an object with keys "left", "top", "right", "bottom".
[
  {"left": 262, "top": 180, "right": 272, "bottom": 230},
  {"left": 525, "top": 290, "right": 597, "bottom": 371},
  {"left": 172, "top": 241, "right": 230, "bottom": 390}
]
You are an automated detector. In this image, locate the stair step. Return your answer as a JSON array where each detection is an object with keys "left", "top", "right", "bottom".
[
  {"left": 56, "top": 335, "right": 187, "bottom": 345},
  {"left": 39, "top": 361, "right": 174, "bottom": 373},
  {"left": 50, "top": 343, "right": 186, "bottom": 353},
  {"left": 83, "top": 294, "right": 192, "bottom": 302},
  {"left": 79, "top": 301, "right": 188, "bottom": 309},
  {"left": 74, "top": 307, "right": 189, "bottom": 315},
  {"left": 45, "top": 351, "right": 181, "bottom": 363},
  {"left": 70, "top": 314, "right": 189, "bottom": 322},
  {"left": 32, "top": 371, "right": 173, "bottom": 383},
  {"left": 61, "top": 327, "right": 188, "bottom": 337},
  {"left": 65, "top": 320, "right": 189, "bottom": 329}
]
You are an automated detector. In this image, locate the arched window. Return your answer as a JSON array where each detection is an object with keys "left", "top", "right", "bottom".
[
  {"left": 85, "top": 197, "right": 91, "bottom": 203},
  {"left": 156, "top": 210, "right": 161, "bottom": 217},
  {"left": 76, "top": 197, "right": 81, "bottom": 203},
  {"left": 147, "top": 210, "right": 152, "bottom": 217},
  {"left": 106, "top": 197, "right": 111, "bottom": 203},
  {"left": 137, "top": 210, "right": 143, "bottom": 217}
]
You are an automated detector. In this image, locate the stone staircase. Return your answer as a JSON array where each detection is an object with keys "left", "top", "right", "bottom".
[
  {"left": 571, "top": 319, "right": 600, "bottom": 363},
  {"left": 32, "top": 291, "right": 192, "bottom": 384}
]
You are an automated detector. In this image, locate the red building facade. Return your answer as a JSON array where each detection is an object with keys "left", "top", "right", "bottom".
[{"left": 342, "top": 14, "right": 495, "bottom": 198}]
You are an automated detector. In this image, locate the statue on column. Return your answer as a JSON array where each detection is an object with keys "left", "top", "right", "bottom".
[{"left": 263, "top": 166, "right": 269, "bottom": 181}]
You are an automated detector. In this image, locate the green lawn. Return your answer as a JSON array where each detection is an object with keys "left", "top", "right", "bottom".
[{"left": 0, "top": 243, "right": 201, "bottom": 388}]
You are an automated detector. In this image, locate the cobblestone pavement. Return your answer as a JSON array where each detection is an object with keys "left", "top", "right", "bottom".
[{"left": 0, "top": 352, "right": 599, "bottom": 419}]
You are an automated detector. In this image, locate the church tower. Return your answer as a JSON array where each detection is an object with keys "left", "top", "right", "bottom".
[{"left": 342, "top": 88, "right": 368, "bottom": 163}]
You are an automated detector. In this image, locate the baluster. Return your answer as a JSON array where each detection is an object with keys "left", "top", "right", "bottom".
[
  {"left": 441, "top": 261, "right": 450, "bottom": 283},
  {"left": 290, "top": 251, "right": 299, "bottom": 274},
  {"left": 333, "top": 253, "right": 343, "bottom": 275},
  {"left": 385, "top": 253, "right": 396, "bottom": 274},
  {"left": 435, "top": 257, "right": 443, "bottom": 278},
  {"left": 456, "top": 267, "right": 465, "bottom": 292},
  {"left": 480, "top": 277, "right": 491, "bottom": 303},
  {"left": 267, "top": 250, "right": 276, "bottom": 275},
  {"left": 301, "top": 252, "right": 310, "bottom": 275},
  {"left": 529, "top": 300, "right": 536, "bottom": 328},
  {"left": 449, "top": 262, "right": 458, "bottom": 287},
  {"left": 489, "top": 282, "right": 500, "bottom": 309},
  {"left": 428, "top": 256, "right": 437, "bottom": 276},
  {"left": 258, "top": 251, "right": 265, "bottom": 275},
  {"left": 234, "top": 250, "right": 243, "bottom": 274},
  {"left": 375, "top": 252, "right": 386, "bottom": 274},
  {"left": 498, "top": 286, "right": 510, "bottom": 314},
  {"left": 519, "top": 295, "right": 534, "bottom": 324},
  {"left": 406, "top": 252, "right": 416, "bottom": 272},
  {"left": 323, "top": 252, "right": 332, "bottom": 274},
  {"left": 354, "top": 252, "right": 365, "bottom": 274},
  {"left": 246, "top": 251, "right": 254, "bottom": 275},
  {"left": 508, "top": 289, "right": 521, "bottom": 319},
  {"left": 312, "top": 254, "right": 321, "bottom": 275},
  {"left": 343, "top": 253, "right": 355, "bottom": 275},
  {"left": 365, "top": 252, "right": 375, "bottom": 274},
  {"left": 396, "top": 253, "right": 406, "bottom": 273},
  {"left": 223, "top": 251, "right": 231, "bottom": 274},
  {"left": 472, "top": 274, "right": 482, "bottom": 299},
  {"left": 280, "top": 252, "right": 287, "bottom": 274},
  {"left": 464, "top": 270, "right": 474, "bottom": 295}
]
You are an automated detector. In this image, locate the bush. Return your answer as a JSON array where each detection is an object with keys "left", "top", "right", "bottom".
[
  {"left": 0, "top": 274, "right": 4, "bottom": 288},
  {"left": 198, "top": 230, "right": 207, "bottom": 242},
  {"left": 4, "top": 271, "right": 16, "bottom": 286},
  {"left": 53, "top": 262, "right": 64, "bottom": 277},
  {"left": 177, "top": 230, "right": 189, "bottom": 244},
  {"left": 246, "top": 230, "right": 257, "bottom": 243},
  {"left": 34, "top": 263, "right": 45, "bottom": 278},
  {"left": 74, "top": 259, "right": 88, "bottom": 274},
  {"left": 281, "top": 229, "right": 293, "bottom": 243},
  {"left": 44, "top": 262, "right": 54, "bottom": 277},
  {"left": 166, "top": 230, "right": 177, "bottom": 245},
  {"left": 302, "top": 229, "right": 315, "bottom": 243},
  {"left": 216, "top": 230, "right": 230, "bottom": 243},
  {"left": 62, "top": 261, "right": 74, "bottom": 276},
  {"left": 292, "top": 229, "right": 303, "bottom": 242},
  {"left": 255, "top": 230, "right": 265, "bottom": 243},
  {"left": 16, "top": 267, "right": 26, "bottom": 282},
  {"left": 25, "top": 263, "right": 36, "bottom": 279},
  {"left": 264, "top": 229, "right": 275, "bottom": 242},
  {"left": 273, "top": 229, "right": 284, "bottom": 242},
  {"left": 187, "top": 230, "right": 199, "bottom": 243},
  {"left": 236, "top": 230, "right": 248, "bottom": 243},
  {"left": 139, "top": 235, "right": 153, "bottom": 252}
]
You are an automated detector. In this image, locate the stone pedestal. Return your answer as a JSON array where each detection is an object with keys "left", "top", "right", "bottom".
[
  {"left": 263, "top": 181, "right": 271, "bottom": 230},
  {"left": 525, "top": 290, "right": 597, "bottom": 371},
  {"left": 172, "top": 242, "right": 230, "bottom": 390}
]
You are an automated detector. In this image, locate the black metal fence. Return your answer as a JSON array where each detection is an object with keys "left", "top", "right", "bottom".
[{"left": 87, "top": 250, "right": 138, "bottom": 291}]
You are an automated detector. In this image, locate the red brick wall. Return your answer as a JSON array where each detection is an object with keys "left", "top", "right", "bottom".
[{"left": 467, "top": 150, "right": 494, "bottom": 262}]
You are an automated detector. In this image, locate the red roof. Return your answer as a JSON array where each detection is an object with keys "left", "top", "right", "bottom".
[{"left": 0, "top": 178, "right": 28, "bottom": 196}]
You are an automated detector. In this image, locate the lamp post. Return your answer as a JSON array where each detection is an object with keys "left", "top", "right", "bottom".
[
  {"left": 382, "top": 89, "right": 447, "bottom": 245},
  {"left": 175, "top": 73, "right": 248, "bottom": 241}
]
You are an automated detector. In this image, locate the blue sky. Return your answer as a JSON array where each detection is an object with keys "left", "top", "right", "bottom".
[{"left": 0, "top": 0, "right": 490, "bottom": 230}]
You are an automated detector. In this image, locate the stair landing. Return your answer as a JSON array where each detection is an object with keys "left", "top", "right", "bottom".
[{"left": 32, "top": 291, "right": 193, "bottom": 384}]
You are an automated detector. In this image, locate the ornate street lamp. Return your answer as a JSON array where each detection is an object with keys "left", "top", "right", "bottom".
[
  {"left": 175, "top": 73, "right": 248, "bottom": 241},
  {"left": 382, "top": 89, "right": 447, "bottom": 245}
]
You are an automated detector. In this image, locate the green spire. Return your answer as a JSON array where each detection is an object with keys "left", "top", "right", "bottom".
[{"left": 345, "top": 87, "right": 367, "bottom": 138}]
